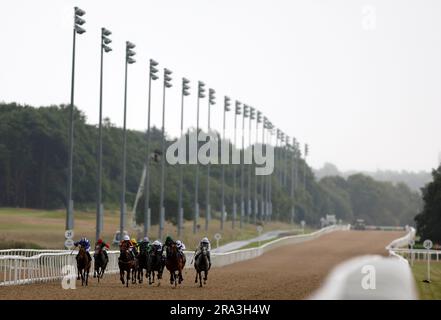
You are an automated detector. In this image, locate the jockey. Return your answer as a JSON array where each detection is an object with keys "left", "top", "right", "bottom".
[
  {"left": 120, "top": 235, "right": 136, "bottom": 259},
  {"left": 131, "top": 238, "right": 139, "bottom": 256},
  {"left": 164, "top": 236, "right": 174, "bottom": 257},
  {"left": 194, "top": 237, "right": 211, "bottom": 269},
  {"left": 74, "top": 237, "right": 91, "bottom": 261},
  {"left": 95, "top": 238, "right": 109, "bottom": 260},
  {"left": 176, "top": 239, "right": 187, "bottom": 264},
  {"left": 176, "top": 240, "right": 186, "bottom": 252},
  {"left": 152, "top": 240, "right": 163, "bottom": 255},
  {"left": 139, "top": 236, "right": 151, "bottom": 253}
]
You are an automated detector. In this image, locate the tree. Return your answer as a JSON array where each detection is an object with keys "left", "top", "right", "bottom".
[{"left": 415, "top": 166, "right": 441, "bottom": 244}]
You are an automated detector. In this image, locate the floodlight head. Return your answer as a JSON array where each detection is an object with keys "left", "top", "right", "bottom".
[
  {"left": 182, "top": 78, "right": 190, "bottom": 96},
  {"left": 150, "top": 59, "right": 159, "bottom": 66},
  {"left": 126, "top": 41, "right": 136, "bottom": 49},
  {"left": 75, "top": 16, "right": 85, "bottom": 25},
  {"left": 151, "top": 75, "right": 159, "bottom": 81},
  {"left": 102, "top": 28, "right": 112, "bottom": 36},
  {"left": 164, "top": 68, "right": 172, "bottom": 75},
  {"left": 103, "top": 38, "right": 112, "bottom": 45},
  {"left": 127, "top": 57, "right": 136, "bottom": 64},
  {"left": 103, "top": 45, "right": 112, "bottom": 53},
  {"left": 75, "top": 25, "right": 86, "bottom": 34},
  {"left": 75, "top": 7, "right": 86, "bottom": 17},
  {"left": 224, "top": 96, "right": 231, "bottom": 111}
]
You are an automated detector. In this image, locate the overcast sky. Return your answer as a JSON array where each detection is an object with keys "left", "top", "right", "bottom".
[{"left": 1, "top": 0, "right": 440, "bottom": 172}]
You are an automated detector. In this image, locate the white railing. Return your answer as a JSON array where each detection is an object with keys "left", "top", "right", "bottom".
[
  {"left": 384, "top": 227, "right": 441, "bottom": 262},
  {"left": 390, "top": 248, "right": 441, "bottom": 262},
  {"left": 0, "top": 249, "right": 68, "bottom": 257},
  {"left": 0, "top": 224, "right": 350, "bottom": 286},
  {"left": 209, "top": 224, "right": 350, "bottom": 268},
  {"left": 0, "top": 251, "right": 120, "bottom": 286},
  {"left": 386, "top": 227, "right": 416, "bottom": 251}
]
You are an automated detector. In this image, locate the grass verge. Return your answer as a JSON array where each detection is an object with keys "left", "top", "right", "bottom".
[{"left": 411, "top": 261, "right": 441, "bottom": 300}]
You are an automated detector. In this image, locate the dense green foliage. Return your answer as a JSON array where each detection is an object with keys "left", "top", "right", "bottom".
[
  {"left": 0, "top": 103, "right": 421, "bottom": 227},
  {"left": 315, "top": 162, "right": 431, "bottom": 192},
  {"left": 415, "top": 166, "right": 441, "bottom": 244}
]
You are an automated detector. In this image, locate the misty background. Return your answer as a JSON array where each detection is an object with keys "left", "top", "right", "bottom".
[{"left": 1, "top": 0, "right": 440, "bottom": 175}]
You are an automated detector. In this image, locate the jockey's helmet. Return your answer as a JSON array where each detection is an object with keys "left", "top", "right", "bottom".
[
  {"left": 97, "top": 239, "right": 103, "bottom": 244},
  {"left": 201, "top": 237, "right": 209, "bottom": 244},
  {"left": 176, "top": 240, "right": 182, "bottom": 246},
  {"left": 143, "top": 236, "right": 150, "bottom": 242},
  {"left": 123, "top": 235, "right": 130, "bottom": 241}
]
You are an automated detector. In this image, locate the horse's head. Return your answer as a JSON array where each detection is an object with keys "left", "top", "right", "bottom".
[
  {"left": 201, "top": 246, "right": 208, "bottom": 256},
  {"left": 167, "top": 243, "right": 179, "bottom": 258},
  {"left": 78, "top": 245, "right": 86, "bottom": 254},
  {"left": 95, "top": 244, "right": 102, "bottom": 255}
]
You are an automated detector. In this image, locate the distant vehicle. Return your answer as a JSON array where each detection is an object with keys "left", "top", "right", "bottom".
[
  {"left": 321, "top": 214, "right": 337, "bottom": 228},
  {"left": 112, "top": 230, "right": 128, "bottom": 245},
  {"left": 352, "top": 219, "right": 366, "bottom": 230}
]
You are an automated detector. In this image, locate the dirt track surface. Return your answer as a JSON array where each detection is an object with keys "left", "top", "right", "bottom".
[{"left": 0, "top": 231, "right": 403, "bottom": 300}]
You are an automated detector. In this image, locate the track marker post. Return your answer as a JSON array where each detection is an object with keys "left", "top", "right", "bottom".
[
  {"left": 409, "top": 239, "right": 415, "bottom": 267},
  {"left": 257, "top": 225, "right": 263, "bottom": 247},
  {"left": 423, "top": 239, "right": 433, "bottom": 283},
  {"left": 214, "top": 233, "right": 222, "bottom": 249}
]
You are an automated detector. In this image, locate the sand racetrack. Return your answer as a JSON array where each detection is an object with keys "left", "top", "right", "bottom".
[{"left": 0, "top": 230, "right": 403, "bottom": 300}]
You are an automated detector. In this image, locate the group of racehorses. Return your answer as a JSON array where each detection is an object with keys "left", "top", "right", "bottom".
[{"left": 75, "top": 241, "right": 210, "bottom": 288}]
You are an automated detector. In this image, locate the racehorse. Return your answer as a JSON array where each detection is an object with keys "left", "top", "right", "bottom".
[
  {"left": 118, "top": 242, "right": 138, "bottom": 287},
  {"left": 165, "top": 242, "right": 185, "bottom": 287},
  {"left": 76, "top": 245, "right": 91, "bottom": 286},
  {"left": 194, "top": 246, "right": 209, "bottom": 287},
  {"left": 137, "top": 244, "right": 149, "bottom": 284},
  {"left": 93, "top": 244, "right": 108, "bottom": 282},
  {"left": 146, "top": 249, "right": 165, "bottom": 286}
]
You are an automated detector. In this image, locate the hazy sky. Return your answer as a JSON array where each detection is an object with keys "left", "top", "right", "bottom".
[{"left": 1, "top": 0, "right": 440, "bottom": 172}]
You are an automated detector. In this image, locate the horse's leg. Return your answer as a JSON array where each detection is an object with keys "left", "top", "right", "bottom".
[
  {"left": 132, "top": 266, "right": 137, "bottom": 284},
  {"left": 86, "top": 268, "right": 89, "bottom": 286},
  {"left": 195, "top": 269, "right": 198, "bottom": 283},
  {"left": 126, "top": 270, "right": 129, "bottom": 288},
  {"left": 170, "top": 271, "right": 174, "bottom": 285},
  {"left": 120, "top": 269, "right": 125, "bottom": 285},
  {"left": 101, "top": 262, "right": 107, "bottom": 278},
  {"left": 81, "top": 269, "right": 85, "bottom": 286},
  {"left": 178, "top": 269, "right": 183, "bottom": 284}
]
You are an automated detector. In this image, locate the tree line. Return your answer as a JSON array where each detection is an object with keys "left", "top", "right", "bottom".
[{"left": 0, "top": 102, "right": 421, "bottom": 227}]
